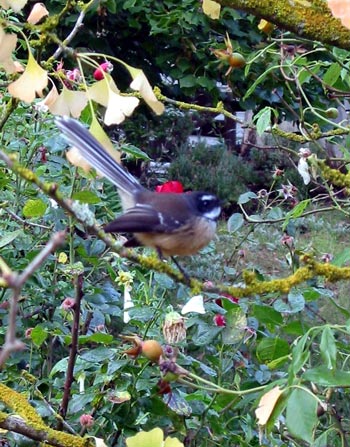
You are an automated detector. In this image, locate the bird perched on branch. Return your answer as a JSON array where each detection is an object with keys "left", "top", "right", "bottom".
[{"left": 56, "top": 117, "right": 221, "bottom": 258}]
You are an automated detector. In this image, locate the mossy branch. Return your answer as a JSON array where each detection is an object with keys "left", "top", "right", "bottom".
[
  {"left": 216, "top": 0, "right": 350, "bottom": 50},
  {"left": 0, "top": 384, "right": 93, "bottom": 447},
  {"left": 2, "top": 149, "right": 350, "bottom": 300}
]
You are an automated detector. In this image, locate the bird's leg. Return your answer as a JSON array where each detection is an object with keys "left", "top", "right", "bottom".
[
  {"left": 170, "top": 256, "right": 191, "bottom": 284},
  {"left": 155, "top": 248, "right": 191, "bottom": 284}
]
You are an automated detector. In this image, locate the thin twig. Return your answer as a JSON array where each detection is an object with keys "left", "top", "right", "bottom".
[{"left": 58, "top": 274, "right": 84, "bottom": 424}]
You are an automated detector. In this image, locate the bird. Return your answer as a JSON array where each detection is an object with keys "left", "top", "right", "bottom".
[{"left": 56, "top": 117, "right": 221, "bottom": 258}]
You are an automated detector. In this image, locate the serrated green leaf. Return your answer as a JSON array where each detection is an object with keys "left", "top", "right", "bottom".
[
  {"left": 253, "top": 305, "right": 283, "bottom": 326},
  {"left": 30, "top": 325, "right": 48, "bottom": 347},
  {"left": 72, "top": 190, "right": 101, "bottom": 204},
  {"left": 23, "top": 199, "right": 47, "bottom": 218},
  {"left": 286, "top": 388, "right": 317, "bottom": 443}
]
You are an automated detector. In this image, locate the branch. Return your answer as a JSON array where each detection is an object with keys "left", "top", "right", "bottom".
[
  {"left": 216, "top": 0, "right": 350, "bottom": 50},
  {"left": 0, "top": 413, "right": 92, "bottom": 447}
]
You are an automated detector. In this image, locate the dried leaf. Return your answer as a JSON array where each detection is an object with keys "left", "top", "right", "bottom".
[
  {"left": 255, "top": 386, "right": 283, "bottom": 426},
  {"left": 27, "top": 2, "right": 49, "bottom": 24},
  {"left": 0, "top": 0, "right": 27, "bottom": 12},
  {"left": 0, "top": 26, "right": 17, "bottom": 74}
]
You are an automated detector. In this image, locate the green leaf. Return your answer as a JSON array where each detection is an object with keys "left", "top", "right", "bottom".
[
  {"left": 254, "top": 107, "right": 272, "bottom": 136},
  {"left": 282, "top": 199, "right": 310, "bottom": 231},
  {"left": 303, "top": 366, "right": 350, "bottom": 386},
  {"left": 227, "top": 213, "right": 244, "bottom": 233},
  {"left": 238, "top": 191, "right": 257, "bottom": 204},
  {"left": 179, "top": 75, "right": 197, "bottom": 88},
  {"left": 256, "top": 337, "right": 290, "bottom": 363},
  {"left": 332, "top": 247, "right": 350, "bottom": 266},
  {"left": 80, "top": 347, "right": 117, "bottom": 362},
  {"left": 0, "top": 230, "right": 22, "bottom": 248},
  {"left": 72, "top": 190, "right": 101, "bottom": 204},
  {"left": 23, "top": 199, "right": 47, "bottom": 218},
  {"left": 323, "top": 62, "right": 341, "bottom": 86},
  {"left": 122, "top": 143, "right": 151, "bottom": 160},
  {"left": 222, "top": 307, "right": 247, "bottom": 344},
  {"left": 320, "top": 326, "right": 337, "bottom": 369},
  {"left": 286, "top": 388, "right": 317, "bottom": 444},
  {"left": 253, "top": 305, "right": 283, "bottom": 326},
  {"left": 274, "top": 289, "right": 305, "bottom": 314},
  {"left": 30, "top": 325, "right": 48, "bottom": 347}
]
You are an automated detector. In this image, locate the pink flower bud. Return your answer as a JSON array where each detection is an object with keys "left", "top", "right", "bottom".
[
  {"left": 93, "top": 61, "right": 113, "bottom": 80},
  {"left": 79, "top": 414, "right": 94, "bottom": 428},
  {"left": 61, "top": 298, "right": 75, "bottom": 311}
]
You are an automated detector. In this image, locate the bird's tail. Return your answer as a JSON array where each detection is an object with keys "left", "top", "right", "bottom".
[{"left": 56, "top": 117, "right": 142, "bottom": 197}]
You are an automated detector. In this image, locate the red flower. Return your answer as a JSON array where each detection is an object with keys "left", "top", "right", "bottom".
[
  {"left": 214, "top": 314, "right": 226, "bottom": 327},
  {"left": 155, "top": 181, "right": 184, "bottom": 194},
  {"left": 93, "top": 61, "right": 113, "bottom": 81}
]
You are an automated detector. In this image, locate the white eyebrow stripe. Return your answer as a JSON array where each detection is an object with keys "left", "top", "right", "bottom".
[{"left": 201, "top": 194, "right": 216, "bottom": 201}]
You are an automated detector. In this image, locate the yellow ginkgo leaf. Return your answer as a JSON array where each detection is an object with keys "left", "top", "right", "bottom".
[
  {"left": 49, "top": 86, "right": 88, "bottom": 118},
  {"left": 8, "top": 51, "right": 48, "bottom": 102},
  {"left": 255, "top": 386, "right": 283, "bottom": 426},
  {"left": 104, "top": 90, "right": 139, "bottom": 126},
  {"left": 126, "top": 428, "right": 164, "bottom": 447},
  {"left": 89, "top": 115, "right": 120, "bottom": 162},
  {"left": 202, "top": 0, "right": 221, "bottom": 19},
  {"left": 0, "top": 26, "right": 17, "bottom": 74},
  {"left": 0, "top": 0, "right": 27, "bottom": 12},
  {"left": 36, "top": 83, "right": 59, "bottom": 112},
  {"left": 27, "top": 2, "right": 49, "bottom": 24},
  {"left": 88, "top": 75, "right": 139, "bottom": 125},
  {"left": 129, "top": 69, "right": 165, "bottom": 115},
  {"left": 88, "top": 74, "right": 120, "bottom": 107}
]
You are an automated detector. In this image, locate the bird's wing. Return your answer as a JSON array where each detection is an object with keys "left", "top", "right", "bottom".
[{"left": 104, "top": 205, "right": 185, "bottom": 234}]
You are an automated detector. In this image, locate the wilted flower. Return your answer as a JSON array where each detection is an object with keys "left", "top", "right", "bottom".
[
  {"left": 163, "top": 311, "right": 186, "bottom": 344},
  {"left": 321, "top": 253, "right": 333, "bottom": 263},
  {"left": 272, "top": 167, "right": 284, "bottom": 178},
  {"left": 61, "top": 297, "right": 75, "bottom": 310},
  {"left": 281, "top": 234, "right": 294, "bottom": 249},
  {"left": 79, "top": 414, "right": 94, "bottom": 428},
  {"left": 278, "top": 182, "right": 297, "bottom": 200},
  {"left": 299, "top": 147, "right": 311, "bottom": 158},
  {"left": 257, "top": 189, "right": 268, "bottom": 198},
  {"left": 25, "top": 328, "right": 33, "bottom": 338},
  {"left": 66, "top": 68, "right": 82, "bottom": 83}
]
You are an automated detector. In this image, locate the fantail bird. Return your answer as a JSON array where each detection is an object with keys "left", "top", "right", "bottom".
[{"left": 56, "top": 117, "right": 221, "bottom": 257}]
